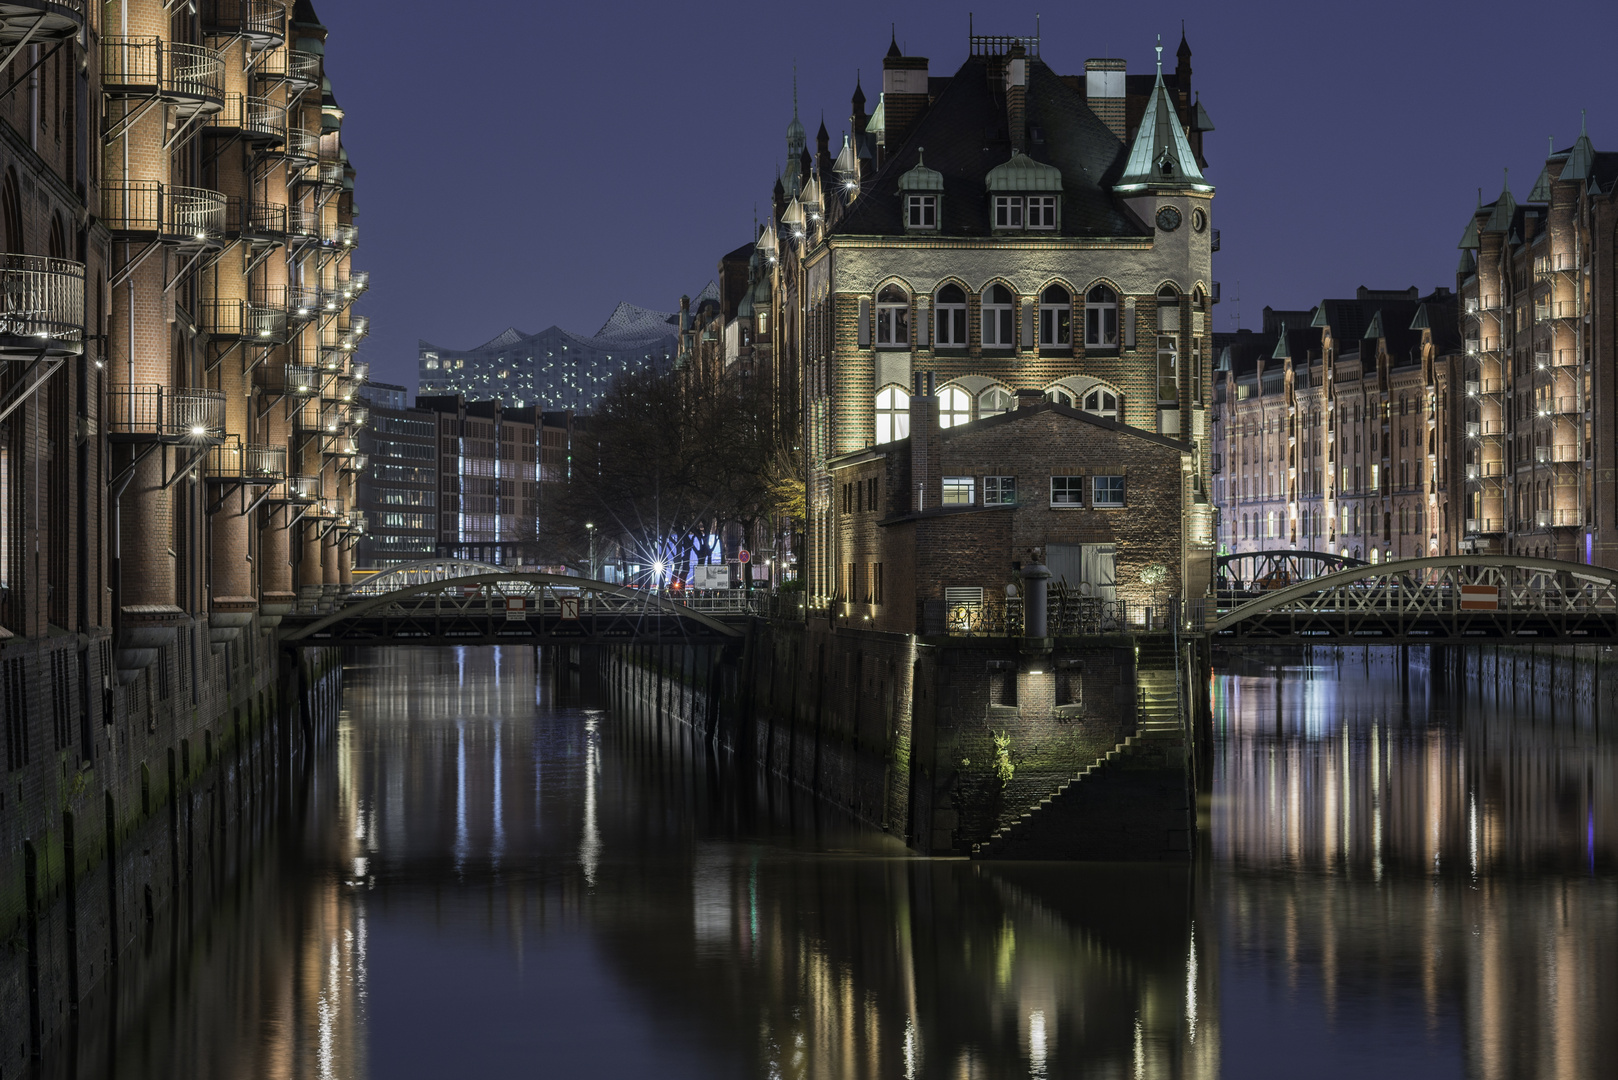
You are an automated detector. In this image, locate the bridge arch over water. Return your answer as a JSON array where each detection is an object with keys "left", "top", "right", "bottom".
[
  {"left": 1213, "top": 555, "right": 1618, "bottom": 644},
  {"left": 1215, "top": 550, "right": 1368, "bottom": 596}
]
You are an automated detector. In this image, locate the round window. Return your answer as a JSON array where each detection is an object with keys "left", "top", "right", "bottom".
[{"left": 1191, "top": 207, "right": 1207, "bottom": 232}]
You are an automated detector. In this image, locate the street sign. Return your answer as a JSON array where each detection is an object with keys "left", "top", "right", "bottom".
[
  {"left": 505, "top": 597, "right": 527, "bottom": 621},
  {"left": 559, "top": 596, "right": 581, "bottom": 620},
  {"left": 1459, "top": 584, "right": 1499, "bottom": 611},
  {"left": 738, "top": 548, "right": 750, "bottom": 564}
]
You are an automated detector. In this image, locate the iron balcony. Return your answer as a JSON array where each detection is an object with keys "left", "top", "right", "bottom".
[
  {"left": 205, "top": 439, "right": 287, "bottom": 483},
  {"left": 106, "top": 385, "right": 226, "bottom": 441},
  {"left": 255, "top": 45, "right": 319, "bottom": 88},
  {"left": 0, "top": 1, "right": 85, "bottom": 45},
  {"left": 102, "top": 182, "right": 227, "bottom": 247},
  {"left": 0, "top": 254, "right": 84, "bottom": 357},
  {"left": 204, "top": 92, "right": 287, "bottom": 145},
  {"left": 102, "top": 38, "right": 225, "bottom": 114},
  {"left": 197, "top": 297, "right": 287, "bottom": 342},
  {"left": 200, "top": 0, "right": 286, "bottom": 48}
]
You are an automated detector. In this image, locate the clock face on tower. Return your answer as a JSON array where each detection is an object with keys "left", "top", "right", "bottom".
[{"left": 1156, "top": 205, "right": 1182, "bottom": 232}]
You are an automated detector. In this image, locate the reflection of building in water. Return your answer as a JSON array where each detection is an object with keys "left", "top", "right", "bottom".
[{"left": 1213, "top": 648, "right": 1618, "bottom": 1077}]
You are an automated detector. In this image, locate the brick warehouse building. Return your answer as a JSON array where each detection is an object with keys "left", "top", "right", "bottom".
[
  {"left": 0, "top": 0, "right": 370, "bottom": 1064},
  {"left": 759, "top": 29, "right": 1219, "bottom": 612},
  {"left": 832, "top": 389, "right": 1194, "bottom": 634}
]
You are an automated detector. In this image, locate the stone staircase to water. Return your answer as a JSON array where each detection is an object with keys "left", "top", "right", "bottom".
[{"left": 972, "top": 636, "right": 1193, "bottom": 860}]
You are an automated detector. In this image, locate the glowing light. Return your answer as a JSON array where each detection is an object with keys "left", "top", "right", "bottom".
[
  {"left": 190, "top": 425, "right": 206, "bottom": 436},
  {"left": 652, "top": 560, "right": 665, "bottom": 576}
]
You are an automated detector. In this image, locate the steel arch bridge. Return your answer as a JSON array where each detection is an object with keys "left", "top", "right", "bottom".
[
  {"left": 1212, "top": 555, "right": 1618, "bottom": 645},
  {"left": 279, "top": 572, "right": 744, "bottom": 647},
  {"left": 1215, "top": 550, "right": 1368, "bottom": 600},
  {"left": 350, "top": 558, "right": 505, "bottom": 596}
]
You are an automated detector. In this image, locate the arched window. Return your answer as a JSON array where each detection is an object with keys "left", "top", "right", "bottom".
[
  {"left": 1081, "top": 387, "right": 1119, "bottom": 420},
  {"left": 978, "top": 386, "right": 1014, "bottom": 415},
  {"left": 981, "top": 284, "right": 1014, "bottom": 348},
  {"left": 875, "top": 385, "right": 909, "bottom": 443},
  {"left": 938, "top": 385, "right": 972, "bottom": 428},
  {"left": 1045, "top": 387, "right": 1072, "bottom": 407},
  {"left": 1085, "top": 285, "right": 1117, "bottom": 348},
  {"left": 875, "top": 284, "right": 909, "bottom": 346},
  {"left": 0, "top": 169, "right": 22, "bottom": 255},
  {"left": 47, "top": 213, "right": 65, "bottom": 259},
  {"left": 1156, "top": 286, "right": 1180, "bottom": 399},
  {"left": 935, "top": 284, "right": 967, "bottom": 347},
  {"left": 1038, "top": 284, "right": 1071, "bottom": 347}
]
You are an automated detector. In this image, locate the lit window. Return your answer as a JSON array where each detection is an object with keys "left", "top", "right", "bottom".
[
  {"left": 984, "top": 476, "right": 1016, "bottom": 503},
  {"left": 906, "top": 194, "right": 937, "bottom": 229},
  {"left": 876, "top": 284, "right": 909, "bottom": 347},
  {"left": 1039, "top": 285, "right": 1071, "bottom": 347},
  {"left": 1085, "top": 285, "right": 1118, "bottom": 348},
  {"left": 938, "top": 386, "right": 972, "bottom": 428},
  {"left": 935, "top": 284, "right": 967, "bottom": 346},
  {"left": 1158, "top": 334, "right": 1178, "bottom": 401},
  {"left": 982, "top": 284, "right": 1014, "bottom": 347},
  {"left": 1050, "top": 476, "right": 1084, "bottom": 506},
  {"left": 978, "top": 387, "right": 1013, "bottom": 415},
  {"left": 994, "top": 195, "right": 1024, "bottom": 229},
  {"left": 942, "top": 476, "right": 974, "bottom": 504},
  {"left": 1092, "top": 475, "right": 1125, "bottom": 507},
  {"left": 875, "top": 385, "right": 910, "bottom": 444},
  {"left": 1027, "top": 195, "right": 1057, "bottom": 229},
  {"left": 1082, "top": 388, "right": 1119, "bottom": 419}
]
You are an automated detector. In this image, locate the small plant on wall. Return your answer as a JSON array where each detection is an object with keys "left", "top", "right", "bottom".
[
  {"left": 1140, "top": 563, "right": 1168, "bottom": 617},
  {"left": 991, "top": 730, "right": 1015, "bottom": 786}
]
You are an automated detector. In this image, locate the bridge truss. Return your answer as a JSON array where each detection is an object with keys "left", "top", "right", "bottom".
[
  {"left": 1213, "top": 555, "right": 1618, "bottom": 645},
  {"left": 280, "top": 572, "right": 743, "bottom": 647},
  {"left": 1215, "top": 550, "right": 1368, "bottom": 601}
]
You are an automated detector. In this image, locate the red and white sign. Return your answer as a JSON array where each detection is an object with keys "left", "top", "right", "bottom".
[
  {"left": 1459, "top": 584, "right": 1499, "bottom": 611},
  {"left": 559, "top": 596, "right": 581, "bottom": 621},
  {"left": 504, "top": 596, "right": 528, "bottom": 621},
  {"left": 738, "top": 548, "right": 751, "bottom": 564}
]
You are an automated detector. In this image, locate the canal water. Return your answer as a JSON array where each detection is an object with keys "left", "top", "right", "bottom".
[{"left": 55, "top": 645, "right": 1614, "bottom": 1078}]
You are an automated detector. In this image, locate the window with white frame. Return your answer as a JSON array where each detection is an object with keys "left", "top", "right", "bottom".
[
  {"left": 875, "top": 385, "right": 910, "bottom": 443},
  {"left": 935, "top": 283, "right": 967, "bottom": 347},
  {"left": 978, "top": 386, "right": 1014, "bottom": 415},
  {"left": 1050, "top": 476, "right": 1084, "bottom": 506},
  {"left": 984, "top": 476, "right": 1016, "bottom": 504},
  {"left": 1039, "top": 284, "right": 1071, "bottom": 347},
  {"left": 1045, "top": 387, "right": 1073, "bottom": 406},
  {"left": 1157, "top": 334, "right": 1178, "bottom": 401},
  {"left": 1091, "top": 475, "right": 1125, "bottom": 507},
  {"left": 938, "top": 385, "right": 972, "bottom": 428},
  {"left": 994, "top": 195, "right": 1024, "bottom": 229},
  {"left": 876, "top": 284, "right": 909, "bottom": 347},
  {"left": 1027, "top": 195, "right": 1057, "bottom": 229},
  {"left": 982, "top": 284, "right": 1014, "bottom": 347},
  {"left": 1082, "top": 387, "right": 1119, "bottom": 419},
  {"left": 1085, "top": 285, "right": 1118, "bottom": 348},
  {"left": 906, "top": 194, "right": 937, "bottom": 229},
  {"left": 942, "top": 476, "right": 974, "bottom": 504}
]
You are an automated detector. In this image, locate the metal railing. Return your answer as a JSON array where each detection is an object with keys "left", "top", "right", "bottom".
[
  {"left": 282, "top": 125, "right": 318, "bottom": 160},
  {"left": 349, "top": 360, "right": 369, "bottom": 383},
  {"left": 286, "top": 204, "right": 319, "bottom": 240},
  {"left": 106, "top": 385, "right": 225, "bottom": 438},
  {"left": 347, "top": 406, "right": 368, "bottom": 428},
  {"left": 202, "top": 0, "right": 286, "bottom": 41},
  {"left": 0, "top": 2, "right": 86, "bottom": 45},
  {"left": 1465, "top": 518, "right": 1504, "bottom": 534},
  {"left": 256, "top": 46, "right": 319, "bottom": 85},
  {"left": 284, "top": 475, "right": 319, "bottom": 500},
  {"left": 283, "top": 364, "right": 319, "bottom": 393},
  {"left": 103, "top": 38, "right": 224, "bottom": 103},
  {"left": 0, "top": 254, "right": 84, "bottom": 349},
  {"left": 227, "top": 197, "right": 287, "bottom": 237},
  {"left": 102, "top": 182, "right": 226, "bottom": 240},
  {"left": 198, "top": 297, "right": 286, "bottom": 340},
  {"left": 286, "top": 285, "right": 319, "bottom": 318},
  {"left": 206, "top": 439, "right": 286, "bottom": 481},
  {"left": 328, "top": 223, "right": 357, "bottom": 249}
]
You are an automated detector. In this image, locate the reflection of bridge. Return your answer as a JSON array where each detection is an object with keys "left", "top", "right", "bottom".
[
  {"left": 1213, "top": 556, "right": 1618, "bottom": 645},
  {"left": 1215, "top": 550, "right": 1367, "bottom": 600},
  {"left": 280, "top": 568, "right": 743, "bottom": 646}
]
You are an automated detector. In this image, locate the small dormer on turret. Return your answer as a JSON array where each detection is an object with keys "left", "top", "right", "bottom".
[
  {"left": 833, "top": 133, "right": 861, "bottom": 202},
  {"left": 898, "top": 148, "right": 943, "bottom": 231}
]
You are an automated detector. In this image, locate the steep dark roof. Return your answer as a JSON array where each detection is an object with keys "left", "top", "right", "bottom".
[{"left": 829, "top": 54, "right": 1143, "bottom": 239}]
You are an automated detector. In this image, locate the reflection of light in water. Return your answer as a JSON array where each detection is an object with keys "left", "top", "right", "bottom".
[
  {"left": 454, "top": 721, "right": 468, "bottom": 872},
  {"left": 580, "top": 715, "right": 600, "bottom": 887},
  {"left": 1028, "top": 1010, "right": 1047, "bottom": 1078},
  {"left": 318, "top": 939, "right": 339, "bottom": 1079},
  {"left": 903, "top": 1017, "right": 918, "bottom": 1080},
  {"left": 1185, "top": 921, "right": 1198, "bottom": 1043},
  {"left": 1372, "top": 720, "right": 1383, "bottom": 882},
  {"left": 1469, "top": 790, "right": 1479, "bottom": 880},
  {"left": 1132, "top": 1015, "right": 1144, "bottom": 1079},
  {"left": 492, "top": 720, "right": 505, "bottom": 865}
]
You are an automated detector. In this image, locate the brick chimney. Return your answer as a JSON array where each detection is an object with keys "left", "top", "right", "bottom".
[
  {"left": 1005, "top": 44, "right": 1027, "bottom": 153},
  {"left": 881, "top": 38, "right": 930, "bottom": 155},
  {"left": 909, "top": 372, "right": 940, "bottom": 512},
  {"left": 1084, "top": 58, "right": 1127, "bottom": 142}
]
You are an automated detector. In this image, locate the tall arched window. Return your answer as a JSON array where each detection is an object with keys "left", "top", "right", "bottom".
[
  {"left": 1156, "top": 286, "right": 1180, "bottom": 400},
  {"left": 981, "top": 284, "right": 1014, "bottom": 348},
  {"left": 1085, "top": 285, "right": 1118, "bottom": 348},
  {"left": 1038, "top": 284, "right": 1071, "bottom": 347},
  {"left": 1045, "top": 387, "right": 1072, "bottom": 407},
  {"left": 938, "top": 386, "right": 972, "bottom": 428},
  {"left": 0, "top": 169, "right": 22, "bottom": 255},
  {"left": 47, "top": 213, "right": 65, "bottom": 259},
  {"left": 1081, "top": 387, "right": 1119, "bottom": 419},
  {"left": 875, "top": 284, "right": 909, "bottom": 346},
  {"left": 935, "top": 284, "right": 967, "bottom": 347},
  {"left": 875, "top": 385, "right": 909, "bottom": 443},
  {"left": 978, "top": 386, "right": 1013, "bottom": 415}
]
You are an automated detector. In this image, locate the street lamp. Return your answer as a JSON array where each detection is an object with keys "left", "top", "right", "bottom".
[{"left": 585, "top": 522, "right": 596, "bottom": 580}]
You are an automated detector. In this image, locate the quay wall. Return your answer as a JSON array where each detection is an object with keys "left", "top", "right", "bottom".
[
  {"left": 590, "top": 618, "right": 1197, "bottom": 857},
  {"left": 0, "top": 624, "right": 339, "bottom": 1072}
]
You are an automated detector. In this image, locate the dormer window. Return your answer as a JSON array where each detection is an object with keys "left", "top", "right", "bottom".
[
  {"left": 906, "top": 195, "right": 937, "bottom": 229},
  {"left": 994, "top": 196, "right": 1024, "bottom": 229},
  {"left": 1028, "top": 196, "right": 1057, "bottom": 229}
]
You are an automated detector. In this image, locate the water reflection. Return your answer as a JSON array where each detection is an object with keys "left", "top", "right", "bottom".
[{"left": 62, "top": 645, "right": 1615, "bottom": 1079}]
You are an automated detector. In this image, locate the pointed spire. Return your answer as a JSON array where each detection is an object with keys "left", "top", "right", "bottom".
[
  {"left": 1563, "top": 110, "right": 1596, "bottom": 182},
  {"left": 786, "top": 66, "right": 806, "bottom": 156},
  {"left": 887, "top": 25, "right": 901, "bottom": 59},
  {"left": 1481, "top": 171, "right": 1516, "bottom": 234},
  {"left": 1116, "top": 35, "right": 1209, "bottom": 191},
  {"left": 1178, "top": 20, "right": 1192, "bottom": 61}
]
